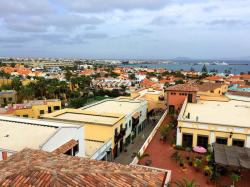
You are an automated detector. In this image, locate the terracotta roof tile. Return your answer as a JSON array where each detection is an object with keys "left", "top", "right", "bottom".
[
  {"left": 228, "top": 91, "right": 250, "bottom": 97},
  {"left": 0, "top": 149, "right": 168, "bottom": 186},
  {"left": 197, "top": 82, "right": 223, "bottom": 92},
  {"left": 166, "top": 84, "right": 198, "bottom": 92},
  {"left": 53, "top": 139, "right": 78, "bottom": 155}
]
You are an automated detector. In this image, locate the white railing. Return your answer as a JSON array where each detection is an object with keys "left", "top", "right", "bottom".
[
  {"left": 90, "top": 139, "right": 112, "bottom": 160},
  {"left": 130, "top": 109, "right": 168, "bottom": 165}
]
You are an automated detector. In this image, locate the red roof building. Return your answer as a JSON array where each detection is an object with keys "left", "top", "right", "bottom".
[{"left": 166, "top": 84, "right": 198, "bottom": 114}]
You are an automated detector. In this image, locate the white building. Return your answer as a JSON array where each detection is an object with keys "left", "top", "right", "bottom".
[{"left": 0, "top": 115, "right": 84, "bottom": 160}]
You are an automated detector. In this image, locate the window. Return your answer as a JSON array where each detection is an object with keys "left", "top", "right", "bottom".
[
  {"left": 8, "top": 97, "right": 12, "bottom": 102},
  {"left": 23, "top": 115, "right": 28, "bottom": 118},
  {"left": 232, "top": 139, "right": 244, "bottom": 147},
  {"left": 40, "top": 110, "right": 45, "bottom": 114},
  {"left": 197, "top": 135, "right": 208, "bottom": 148},
  {"left": 140, "top": 111, "right": 142, "bottom": 117},
  {"left": 182, "top": 134, "right": 193, "bottom": 148},
  {"left": 216, "top": 137, "right": 228, "bottom": 145},
  {"left": 54, "top": 106, "right": 60, "bottom": 110},
  {"left": 129, "top": 120, "right": 131, "bottom": 127}
]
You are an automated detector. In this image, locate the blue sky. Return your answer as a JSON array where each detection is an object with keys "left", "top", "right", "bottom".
[{"left": 0, "top": 0, "right": 250, "bottom": 59}]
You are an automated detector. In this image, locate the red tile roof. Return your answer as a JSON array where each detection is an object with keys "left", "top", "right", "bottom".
[
  {"left": 197, "top": 82, "right": 223, "bottom": 92},
  {"left": 204, "top": 76, "right": 224, "bottom": 81},
  {"left": 228, "top": 91, "right": 250, "bottom": 97},
  {"left": 166, "top": 84, "right": 198, "bottom": 92},
  {"left": 0, "top": 149, "right": 168, "bottom": 186},
  {"left": 53, "top": 139, "right": 78, "bottom": 155}
]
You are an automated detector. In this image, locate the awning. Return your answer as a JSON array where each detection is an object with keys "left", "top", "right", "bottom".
[
  {"left": 132, "top": 112, "right": 140, "bottom": 119},
  {"left": 213, "top": 143, "right": 250, "bottom": 169},
  {"left": 53, "top": 139, "right": 78, "bottom": 155}
]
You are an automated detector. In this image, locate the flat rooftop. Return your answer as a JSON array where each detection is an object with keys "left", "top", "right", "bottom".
[
  {"left": 181, "top": 100, "right": 250, "bottom": 127},
  {"left": 0, "top": 115, "right": 81, "bottom": 152},
  {"left": 80, "top": 99, "right": 145, "bottom": 115},
  {"left": 0, "top": 120, "right": 57, "bottom": 152},
  {"left": 55, "top": 112, "right": 120, "bottom": 125}
]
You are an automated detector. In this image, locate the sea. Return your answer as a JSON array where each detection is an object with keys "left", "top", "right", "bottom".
[{"left": 120, "top": 60, "right": 250, "bottom": 74}]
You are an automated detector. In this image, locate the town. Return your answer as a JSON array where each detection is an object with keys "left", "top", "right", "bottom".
[{"left": 0, "top": 57, "right": 249, "bottom": 186}]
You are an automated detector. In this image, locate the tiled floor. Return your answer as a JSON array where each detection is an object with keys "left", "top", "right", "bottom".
[{"left": 138, "top": 115, "right": 250, "bottom": 187}]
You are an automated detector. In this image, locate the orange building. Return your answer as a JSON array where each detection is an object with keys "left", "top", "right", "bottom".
[{"left": 166, "top": 84, "right": 198, "bottom": 114}]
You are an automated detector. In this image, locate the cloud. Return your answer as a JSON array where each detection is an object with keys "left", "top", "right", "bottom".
[
  {"left": 59, "top": 0, "right": 169, "bottom": 12},
  {"left": 207, "top": 19, "right": 250, "bottom": 27},
  {"left": 151, "top": 16, "right": 177, "bottom": 26},
  {"left": 0, "top": 0, "right": 52, "bottom": 15},
  {"left": 2, "top": 14, "right": 104, "bottom": 33}
]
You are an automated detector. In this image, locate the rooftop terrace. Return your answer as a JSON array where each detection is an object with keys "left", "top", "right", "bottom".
[
  {"left": 80, "top": 99, "right": 146, "bottom": 115},
  {"left": 180, "top": 99, "right": 250, "bottom": 127}
]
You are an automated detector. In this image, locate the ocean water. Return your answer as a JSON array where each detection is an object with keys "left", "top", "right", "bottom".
[{"left": 120, "top": 60, "right": 250, "bottom": 74}]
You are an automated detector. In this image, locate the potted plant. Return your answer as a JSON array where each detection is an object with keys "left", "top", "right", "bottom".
[
  {"left": 230, "top": 173, "right": 241, "bottom": 187},
  {"left": 185, "top": 147, "right": 192, "bottom": 160},
  {"left": 174, "top": 178, "right": 198, "bottom": 187},
  {"left": 193, "top": 158, "right": 202, "bottom": 172},
  {"left": 179, "top": 158, "right": 185, "bottom": 167},
  {"left": 204, "top": 165, "right": 212, "bottom": 176},
  {"left": 171, "top": 151, "right": 180, "bottom": 163},
  {"left": 188, "top": 157, "right": 193, "bottom": 166}
]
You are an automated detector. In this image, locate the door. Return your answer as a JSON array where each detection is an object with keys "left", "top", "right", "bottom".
[
  {"left": 182, "top": 134, "right": 193, "bottom": 148},
  {"left": 169, "top": 105, "right": 175, "bottom": 114},
  {"left": 188, "top": 94, "right": 193, "bottom": 103},
  {"left": 197, "top": 135, "right": 208, "bottom": 148},
  {"left": 48, "top": 106, "right": 52, "bottom": 113}
]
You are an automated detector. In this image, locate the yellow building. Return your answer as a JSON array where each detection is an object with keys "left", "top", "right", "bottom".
[
  {"left": 131, "top": 88, "right": 166, "bottom": 112},
  {"left": 14, "top": 99, "right": 61, "bottom": 118},
  {"left": 43, "top": 98, "right": 148, "bottom": 158},
  {"left": 176, "top": 98, "right": 250, "bottom": 149},
  {"left": 196, "top": 82, "right": 229, "bottom": 101},
  {"left": 0, "top": 78, "right": 12, "bottom": 87},
  {"left": 0, "top": 90, "right": 17, "bottom": 107}
]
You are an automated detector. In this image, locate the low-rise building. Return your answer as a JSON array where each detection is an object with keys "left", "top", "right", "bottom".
[
  {"left": 176, "top": 98, "right": 250, "bottom": 149},
  {"left": 14, "top": 99, "right": 61, "bottom": 118},
  {"left": 43, "top": 98, "right": 147, "bottom": 158},
  {"left": 0, "top": 115, "right": 84, "bottom": 161},
  {"left": 0, "top": 90, "right": 17, "bottom": 107},
  {"left": 166, "top": 84, "right": 198, "bottom": 114},
  {"left": 131, "top": 88, "right": 166, "bottom": 112}
]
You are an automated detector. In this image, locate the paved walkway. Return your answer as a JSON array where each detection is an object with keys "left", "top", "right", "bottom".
[
  {"left": 114, "top": 121, "right": 156, "bottom": 165},
  {"left": 137, "top": 115, "right": 250, "bottom": 187}
]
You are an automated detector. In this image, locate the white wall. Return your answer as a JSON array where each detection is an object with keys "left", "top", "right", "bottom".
[{"left": 41, "top": 126, "right": 85, "bottom": 157}]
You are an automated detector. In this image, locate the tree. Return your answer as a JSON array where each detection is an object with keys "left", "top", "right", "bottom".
[
  {"left": 133, "top": 152, "right": 150, "bottom": 161},
  {"left": 174, "top": 178, "right": 198, "bottom": 187},
  {"left": 65, "top": 69, "right": 73, "bottom": 81},
  {"left": 160, "top": 125, "right": 170, "bottom": 141},
  {"left": 11, "top": 77, "right": 22, "bottom": 92},
  {"left": 129, "top": 73, "right": 136, "bottom": 80},
  {"left": 19, "top": 87, "right": 34, "bottom": 101},
  {"left": 175, "top": 79, "right": 184, "bottom": 85},
  {"left": 201, "top": 64, "right": 208, "bottom": 74}
]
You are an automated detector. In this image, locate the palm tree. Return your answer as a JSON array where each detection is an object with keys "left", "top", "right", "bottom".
[
  {"left": 230, "top": 173, "right": 241, "bottom": 187},
  {"left": 174, "top": 179, "right": 198, "bottom": 187},
  {"left": 133, "top": 152, "right": 150, "bottom": 161}
]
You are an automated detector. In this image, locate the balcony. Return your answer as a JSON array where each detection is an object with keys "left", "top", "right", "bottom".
[{"left": 114, "top": 128, "right": 126, "bottom": 144}]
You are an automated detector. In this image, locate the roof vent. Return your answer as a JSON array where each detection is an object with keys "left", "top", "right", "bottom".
[
  {"left": 196, "top": 116, "right": 199, "bottom": 122},
  {"left": 4, "top": 134, "right": 9, "bottom": 138}
]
